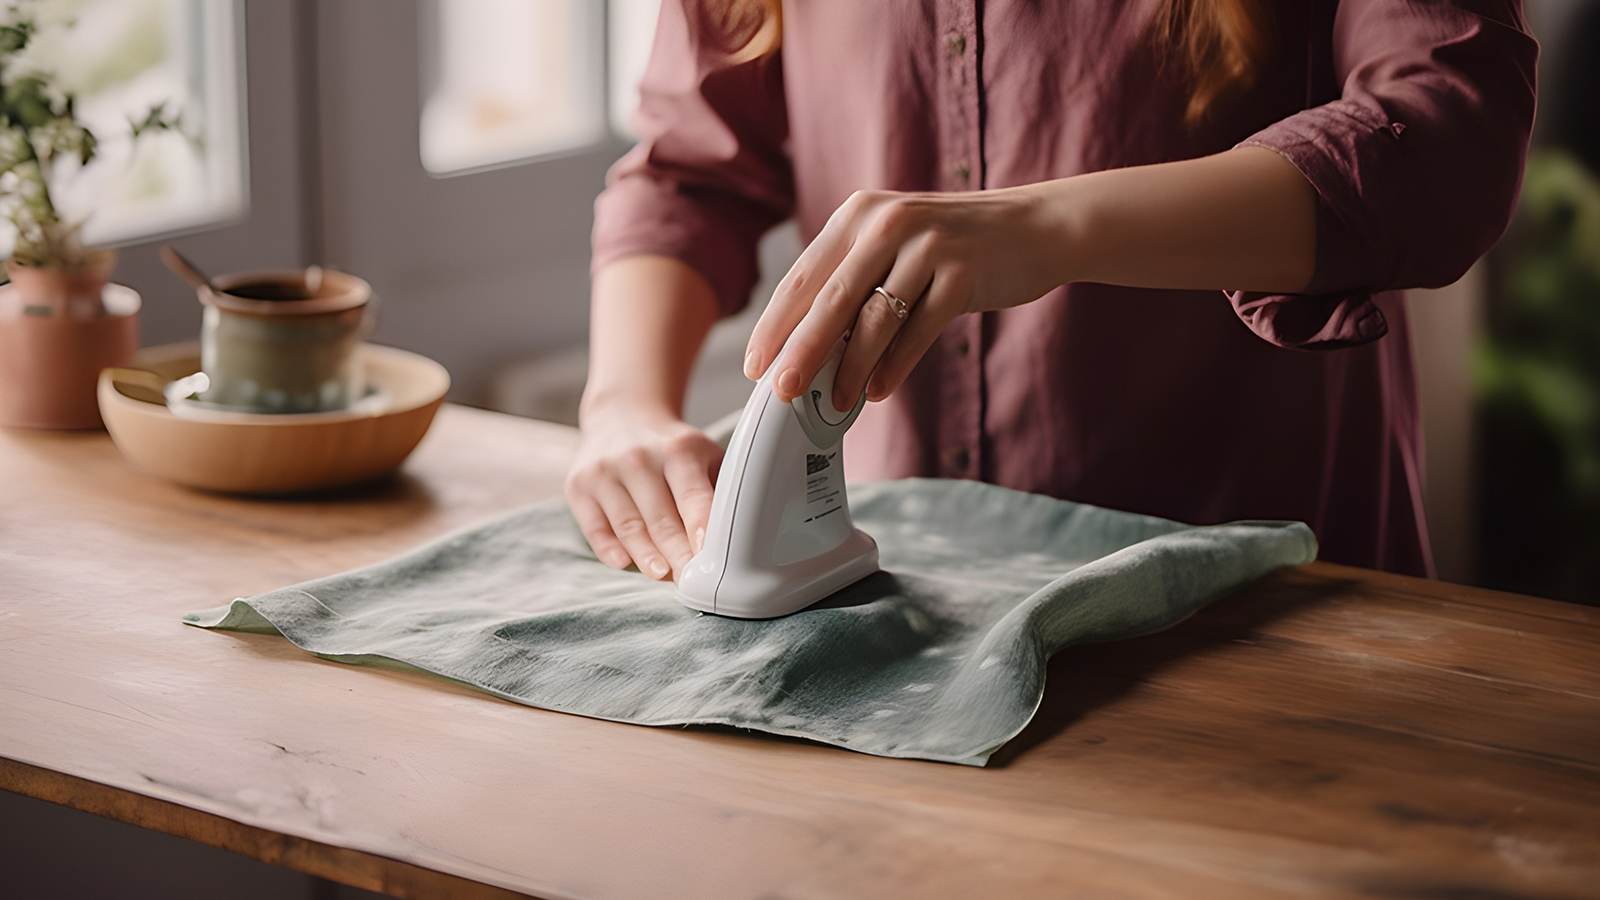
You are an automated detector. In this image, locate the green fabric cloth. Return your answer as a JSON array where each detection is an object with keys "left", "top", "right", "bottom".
[{"left": 185, "top": 479, "right": 1315, "bottom": 765}]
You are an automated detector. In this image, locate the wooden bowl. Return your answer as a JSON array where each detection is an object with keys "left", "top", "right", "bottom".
[{"left": 99, "top": 342, "right": 449, "bottom": 494}]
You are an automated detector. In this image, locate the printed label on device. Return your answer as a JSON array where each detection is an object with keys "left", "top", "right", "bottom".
[{"left": 803, "top": 450, "right": 844, "bottom": 523}]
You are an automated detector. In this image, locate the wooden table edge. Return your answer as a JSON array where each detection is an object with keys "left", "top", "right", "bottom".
[{"left": 0, "top": 757, "right": 539, "bottom": 900}]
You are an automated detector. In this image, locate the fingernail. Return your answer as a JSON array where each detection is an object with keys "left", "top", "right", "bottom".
[
  {"left": 777, "top": 368, "right": 800, "bottom": 399},
  {"left": 647, "top": 558, "right": 669, "bottom": 579},
  {"left": 833, "top": 386, "right": 853, "bottom": 412},
  {"left": 694, "top": 527, "right": 706, "bottom": 551},
  {"left": 604, "top": 550, "right": 630, "bottom": 569},
  {"left": 743, "top": 350, "right": 759, "bottom": 380}
]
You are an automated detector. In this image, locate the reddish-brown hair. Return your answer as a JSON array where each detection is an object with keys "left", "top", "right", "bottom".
[
  {"left": 707, "top": 0, "right": 1266, "bottom": 122},
  {"left": 1151, "top": 0, "right": 1269, "bottom": 122}
]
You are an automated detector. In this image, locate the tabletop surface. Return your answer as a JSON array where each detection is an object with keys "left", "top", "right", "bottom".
[{"left": 3, "top": 405, "right": 1598, "bottom": 899}]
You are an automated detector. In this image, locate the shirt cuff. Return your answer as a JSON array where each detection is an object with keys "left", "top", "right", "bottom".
[
  {"left": 1227, "top": 102, "right": 1405, "bottom": 350},
  {"left": 1224, "top": 288, "right": 1388, "bottom": 350}
]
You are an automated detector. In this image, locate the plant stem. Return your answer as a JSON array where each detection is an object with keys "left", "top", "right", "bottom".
[
  {"left": 15, "top": 121, "right": 62, "bottom": 239},
  {"left": 10, "top": 121, "right": 105, "bottom": 315}
]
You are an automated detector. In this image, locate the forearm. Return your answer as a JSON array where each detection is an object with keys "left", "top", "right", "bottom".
[
  {"left": 580, "top": 255, "right": 720, "bottom": 423},
  {"left": 1032, "top": 145, "right": 1317, "bottom": 295},
  {"left": 744, "top": 148, "right": 1318, "bottom": 406}
]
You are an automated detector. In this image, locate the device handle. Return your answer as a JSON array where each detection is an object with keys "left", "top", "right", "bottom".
[{"left": 791, "top": 347, "right": 866, "bottom": 449}]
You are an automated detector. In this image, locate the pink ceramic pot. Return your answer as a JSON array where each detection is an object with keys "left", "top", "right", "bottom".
[{"left": 0, "top": 258, "right": 140, "bottom": 430}]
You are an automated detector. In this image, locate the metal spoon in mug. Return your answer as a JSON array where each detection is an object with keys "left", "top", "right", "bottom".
[{"left": 159, "top": 245, "right": 217, "bottom": 296}]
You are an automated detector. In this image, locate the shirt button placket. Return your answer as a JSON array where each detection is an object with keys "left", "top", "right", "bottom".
[
  {"left": 940, "top": 23, "right": 966, "bottom": 189},
  {"left": 936, "top": 1, "right": 983, "bottom": 482}
]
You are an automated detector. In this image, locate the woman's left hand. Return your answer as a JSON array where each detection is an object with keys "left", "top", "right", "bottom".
[{"left": 743, "top": 185, "right": 1071, "bottom": 409}]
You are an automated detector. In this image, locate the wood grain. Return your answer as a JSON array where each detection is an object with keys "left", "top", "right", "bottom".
[
  {"left": 2, "top": 406, "right": 1597, "bottom": 899},
  {"left": 0, "top": 757, "right": 523, "bottom": 899}
]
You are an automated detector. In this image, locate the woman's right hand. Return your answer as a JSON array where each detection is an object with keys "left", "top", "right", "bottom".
[{"left": 564, "top": 402, "right": 724, "bottom": 581}]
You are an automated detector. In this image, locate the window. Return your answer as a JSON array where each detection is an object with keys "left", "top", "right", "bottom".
[
  {"left": 607, "top": 0, "right": 660, "bottom": 138},
  {"left": 6, "top": 0, "right": 246, "bottom": 248},
  {"left": 419, "top": 0, "right": 661, "bottom": 176},
  {"left": 419, "top": 0, "right": 607, "bottom": 175}
]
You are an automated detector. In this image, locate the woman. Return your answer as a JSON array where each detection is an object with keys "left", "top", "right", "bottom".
[{"left": 570, "top": 0, "right": 1537, "bottom": 581}]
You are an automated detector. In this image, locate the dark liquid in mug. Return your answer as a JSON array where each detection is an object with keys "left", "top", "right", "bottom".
[{"left": 224, "top": 282, "right": 314, "bottom": 301}]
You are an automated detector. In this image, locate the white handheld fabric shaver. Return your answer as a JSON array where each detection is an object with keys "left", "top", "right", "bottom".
[{"left": 676, "top": 351, "right": 880, "bottom": 618}]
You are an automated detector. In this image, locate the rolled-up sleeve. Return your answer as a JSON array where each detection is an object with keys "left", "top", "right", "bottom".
[
  {"left": 591, "top": 1, "right": 794, "bottom": 317},
  {"left": 1228, "top": 0, "right": 1537, "bottom": 349}
]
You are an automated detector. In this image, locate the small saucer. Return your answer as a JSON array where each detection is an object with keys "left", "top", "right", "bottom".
[
  {"left": 167, "top": 378, "right": 393, "bottom": 421},
  {"left": 99, "top": 342, "right": 449, "bottom": 494}
]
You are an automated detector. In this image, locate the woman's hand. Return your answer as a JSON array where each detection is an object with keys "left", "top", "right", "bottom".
[
  {"left": 743, "top": 185, "right": 1071, "bottom": 409},
  {"left": 565, "top": 402, "right": 723, "bottom": 581}
]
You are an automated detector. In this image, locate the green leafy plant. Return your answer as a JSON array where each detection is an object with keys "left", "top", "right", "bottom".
[
  {"left": 1477, "top": 152, "right": 1600, "bottom": 498},
  {"left": 0, "top": 1, "right": 180, "bottom": 269}
]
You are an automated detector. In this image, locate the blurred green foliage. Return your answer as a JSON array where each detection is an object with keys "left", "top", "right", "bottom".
[
  {"left": 1476, "top": 152, "right": 1600, "bottom": 496},
  {"left": 1475, "top": 150, "right": 1600, "bottom": 600}
]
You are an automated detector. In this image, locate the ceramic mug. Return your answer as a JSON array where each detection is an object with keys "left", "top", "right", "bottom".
[{"left": 197, "top": 269, "right": 373, "bottom": 414}]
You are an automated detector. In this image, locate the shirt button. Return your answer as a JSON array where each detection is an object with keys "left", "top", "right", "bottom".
[
  {"left": 945, "top": 447, "right": 971, "bottom": 471},
  {"left": 945, "top": 32, "right": 966, "bottom": 56},
  {"left": 952, "top": 160, "right": 971, "bottom": 186},
  {"left": 954, "top": 337, "right": 972, "bottom": 356}
]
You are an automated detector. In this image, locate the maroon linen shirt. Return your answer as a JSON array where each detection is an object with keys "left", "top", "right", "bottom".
[{"left": 592, "top": 0, "right": 1537, "bottom": 575}]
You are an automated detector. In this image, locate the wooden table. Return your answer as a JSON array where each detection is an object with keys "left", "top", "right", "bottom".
[{"left": 3, "top": 406, "right": 1597, "bottom": 898}]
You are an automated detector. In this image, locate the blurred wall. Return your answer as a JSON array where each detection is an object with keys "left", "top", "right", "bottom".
[
  {"left": 312, "top": 0, "right": 619, "bottom": 402},
  {"left": 1410, "top": 270, "right": 1488, "bottom": 584}
]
